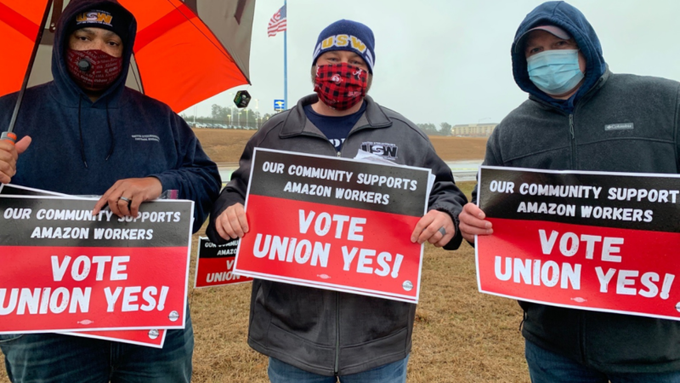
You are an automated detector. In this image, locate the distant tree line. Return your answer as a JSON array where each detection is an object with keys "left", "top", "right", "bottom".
[
  {"left": 416, "top": 122, "right": 452, "bottom": 136},
  {"left": 181, "top": 104, "right": 273, "bottom": 130},
  {"left": 183, "top": 104, "right": 453, "bottom": 136}
]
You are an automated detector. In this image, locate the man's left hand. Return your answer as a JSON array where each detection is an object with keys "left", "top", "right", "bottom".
[
  {"left": 92, "top": 177, "right": 163, "bottom": 217},
  {"left": 410, "top": 210, "right": 455, "bottom": 247}
]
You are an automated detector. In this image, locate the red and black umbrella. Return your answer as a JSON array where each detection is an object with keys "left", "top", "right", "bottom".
[{"left": 1, "top": 0, "right": 255, "bottom": 115}]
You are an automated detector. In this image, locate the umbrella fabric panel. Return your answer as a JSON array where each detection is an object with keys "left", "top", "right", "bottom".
[
  {"left": 127, "top": 0, "right": 248, "bottom": 113},
  {"left": 1, "top": 0, "right": 254, "bottom": 113},
  {"left": 193, "top": 0, "right": 255, "bottom": 82},
  {"left": 0, "top": 0, "right": 50, "bottom": 97}
]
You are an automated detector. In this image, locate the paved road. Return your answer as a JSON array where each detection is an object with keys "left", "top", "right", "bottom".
[{"left": 446, "top": 160, "right": 481, "bottom": 182}]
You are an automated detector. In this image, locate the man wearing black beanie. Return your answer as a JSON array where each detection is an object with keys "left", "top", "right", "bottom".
[
  {"left": 208, "top": 19, "right": 467, "bottom": 383},
  {"left": 0, "top": 0, "right": 221, "bottom": 381}
]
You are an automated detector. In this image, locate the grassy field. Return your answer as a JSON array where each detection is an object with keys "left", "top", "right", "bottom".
[
  {"left": 192, "top": 129, "right": 489, "bottom": 164},
  {"left": 0, "top": 130, "right": 531, "bottom": 383}
]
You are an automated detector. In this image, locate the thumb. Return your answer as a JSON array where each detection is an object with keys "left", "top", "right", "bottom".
[{"left": 15, "top": 136, "right": 32, "bottom": 155}]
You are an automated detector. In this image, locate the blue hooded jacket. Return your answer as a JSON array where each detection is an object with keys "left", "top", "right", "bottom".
[
  {"left": 511, "top": 1, "right": 607, "bottom": 112},
  {"left": 0, "top": 0, "right": 221, "bottom": 233}
]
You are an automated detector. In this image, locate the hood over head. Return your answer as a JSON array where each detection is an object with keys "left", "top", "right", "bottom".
[
  {"left": 52, "top": 0, "right": 137, "bottom": 106},
  {"left": 511, "top": 1, "right": 606, "bottom": 110}
]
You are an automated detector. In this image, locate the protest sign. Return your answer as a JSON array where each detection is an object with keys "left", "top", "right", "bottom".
[
  {"left": 234, "top": 148, "right": 431, "bottom": 303},
  {"left": 0, "top": 194, "right": 194, "bottom": 333},
  {"left": 1, "top": 184, "right": 169, "bottom": 347},
  {"left": 0, "top": 183, "right": 56, "bottom": 196},
  {"left": 195, "top": 237, "right": 252, "bottom": 288},
  {"left": 477, "top": 166, "right": 680, "bottom": 321},
  {"left": 60, "top": 328, "right": 167, "bottom": 348}
]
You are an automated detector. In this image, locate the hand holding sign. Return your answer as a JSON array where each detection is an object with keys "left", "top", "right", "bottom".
[
  {"left": 92, "top": 177, "right": 163, "bottom": 218},
  {"left": 410, "top": 209, "right": 455, "bottom": 247},
  {"left": 214, "top": 202, "right": 249, "bottom": 239},
  {"left": 459, "top": 202, "right": 493, "bottom": 243},
  {"left": 0, "top": 136, "right": 31, "bottom": 184}
]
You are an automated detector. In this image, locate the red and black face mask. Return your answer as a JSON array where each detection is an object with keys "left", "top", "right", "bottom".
[
  {"left": 66, "top": 48, "right": 123, "bottom": 92},
  {"left": 313, "top": 63, "right": 368, "bottom": 110}
]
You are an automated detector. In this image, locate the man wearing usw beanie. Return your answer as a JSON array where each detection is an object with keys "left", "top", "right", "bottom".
[{"left": 208, "top": 19, "right": 466, "bottom": 382}]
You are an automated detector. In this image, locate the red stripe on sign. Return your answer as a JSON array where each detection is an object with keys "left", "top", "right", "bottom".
[
  {"left": 0, "top": 2, "right": 39, "bottom": 41},
  {"left": 134, "top": 3, "right": 197, "bottom": 52},
  {"left": 0, "top": 245, "right": 189, "bottom": 333},
  {"left": 477, "top": 218, "right": 680, "bottom": 321},
  {"left": 195, "top": 257, "right": 252, "bottom": 288},
  {"left": 237, "top": 195, "right": 423, "bottom": 300}
]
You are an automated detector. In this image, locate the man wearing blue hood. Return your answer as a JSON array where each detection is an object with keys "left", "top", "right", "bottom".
[
  {"left": 459, "top": 1, "right": 680, "bottom": 382},
  {"left": 0, "top": 0, "right": 221, "bottom": 381}
]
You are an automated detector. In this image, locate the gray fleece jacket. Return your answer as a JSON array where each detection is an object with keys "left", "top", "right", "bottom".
[
  {"left": 207, "top": 94, "right": 467, "bottom": 376},
  {"left": 483, "top": 0, "right": 680, "bottom": 373}
]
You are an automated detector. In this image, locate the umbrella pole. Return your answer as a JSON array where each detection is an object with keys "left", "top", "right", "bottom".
[{"left": 2, "top": 0, "right": 55, "bottom": 144}]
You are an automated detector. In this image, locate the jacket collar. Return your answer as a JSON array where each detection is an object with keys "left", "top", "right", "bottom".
[{"left": 280, "top": 94, "right": 392, "bottom": 138}]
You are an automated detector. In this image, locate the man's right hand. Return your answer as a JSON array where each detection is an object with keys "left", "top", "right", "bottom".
[
  {"left": 459, "top": 202, "right": 493, "bottom": 244},
  {"left": 0, "top": 136, "right": 32, "bottom": 184},
  {"left": 214, "top": 203, "right": 249, "bottom": 240}
]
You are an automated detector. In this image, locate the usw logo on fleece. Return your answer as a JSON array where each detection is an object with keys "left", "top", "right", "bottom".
[
  {"left": 361, "top": 141, "right": 399, "bottom": 160},
  {"left": 76, "top": 11, "right": 113, "bottom": 27}
]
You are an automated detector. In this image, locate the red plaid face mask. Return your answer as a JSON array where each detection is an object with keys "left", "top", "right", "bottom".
[
  {"left": 66, "top": 49, "right": 123, "bottom": 92},
  {"left": 314, "top": 63, "right": 368, "bottom": 110}
]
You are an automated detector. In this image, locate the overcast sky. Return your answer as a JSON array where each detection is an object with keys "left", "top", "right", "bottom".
[{"left": 182, "top": 0, "right": 680, "bottom": 126}]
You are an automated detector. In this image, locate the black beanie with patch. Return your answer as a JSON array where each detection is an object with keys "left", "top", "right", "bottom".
[{"left": 67, "top": 2, "right": 133, "bottom": 43}]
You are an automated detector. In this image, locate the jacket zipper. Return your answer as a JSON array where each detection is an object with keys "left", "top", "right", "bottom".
[
  {"left": 298, "top": 131, "right": 346, "bottom": 374},
  {"left": 332, "top": 126, "right": 374, "bottom": 374},
  {"left": 569, "top": 112, "right": 587, "bottom": 361},
  {"left": 334, "top": 123, "right": 373, "bottom": 158},
  {"left": 569, "top": 114, "right": 577, "bottom": 169},
  {"left": 331, "top": 125, "right": 377, "bottom": 374},
  {"left": 334, "top": 292, "right": 340, "bottom": 374}
]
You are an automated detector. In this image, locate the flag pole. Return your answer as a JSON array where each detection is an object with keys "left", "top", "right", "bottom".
[{"left": 283, "top": 0, "right": 288, "bottom": 109}]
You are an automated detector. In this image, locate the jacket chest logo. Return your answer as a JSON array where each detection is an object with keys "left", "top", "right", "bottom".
[
  {"left": 604, "top": 123, "right": 634, "bottom": 131},
  {"left": 131, "top": 134, "right": 160, "bottom": 142},
  {"left": 361, "top": 142, "right": 398, "bottom": 160}
]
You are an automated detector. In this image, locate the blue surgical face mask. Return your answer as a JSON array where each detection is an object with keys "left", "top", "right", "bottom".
[{"left": 527, "top": 49, "right": 584, "bottom": 96}]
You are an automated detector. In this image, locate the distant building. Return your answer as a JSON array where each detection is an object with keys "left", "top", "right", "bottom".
[{"left": 450, "top": 123, "right": 497, "bottom": 137}]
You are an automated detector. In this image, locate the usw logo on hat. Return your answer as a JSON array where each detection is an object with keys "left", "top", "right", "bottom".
[
  {"left": 312, "top": 19, "right": 376, "bottom": 73},
  {"left": 75, "top": 10, "right": 114, "bottom": 27}
]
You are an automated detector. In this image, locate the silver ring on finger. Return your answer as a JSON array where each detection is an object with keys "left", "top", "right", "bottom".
[{"left": 438, "top": 226, "right": 446, "bottom": 236}]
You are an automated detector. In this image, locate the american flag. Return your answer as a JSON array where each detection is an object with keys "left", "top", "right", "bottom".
[{"left": 267, "top": 5, "right": 287, "bottom": 37}]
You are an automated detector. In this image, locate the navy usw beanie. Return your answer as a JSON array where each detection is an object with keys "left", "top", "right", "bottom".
[
  {"left": 67, "top": 2, "right": 134, "bottom": 43},
  {"left": 312, "top": 19, "right": 375, "bottom": 73}
]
